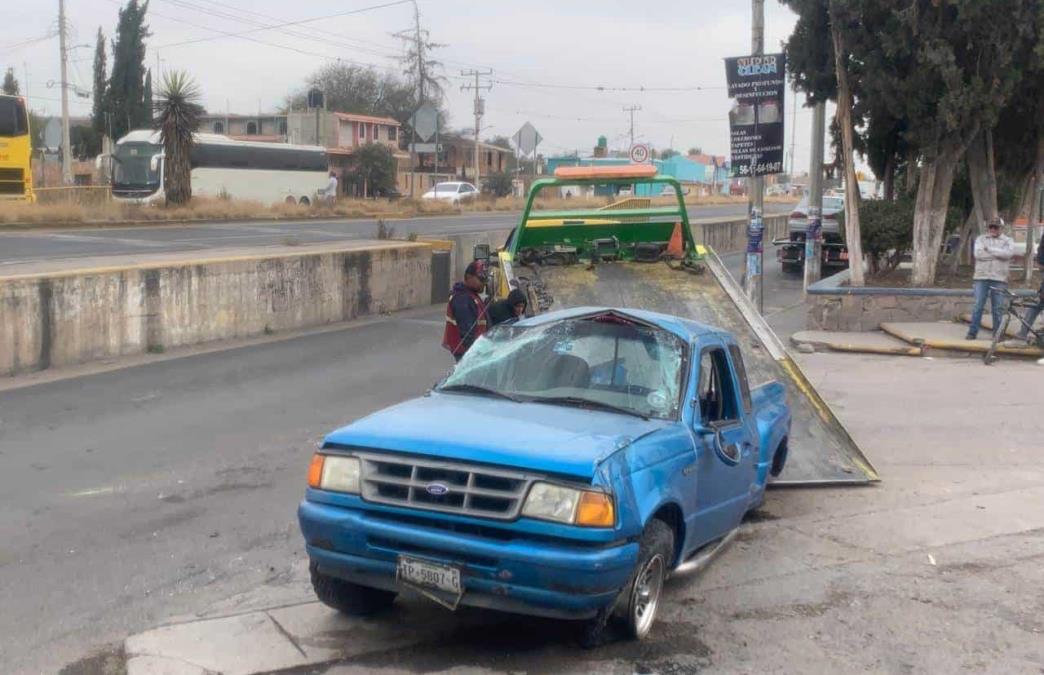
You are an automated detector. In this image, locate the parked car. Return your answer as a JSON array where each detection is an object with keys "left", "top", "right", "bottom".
[
  {"left": 775, "top": 195, "right": 846, "bottom": 274},
  {"left": 422, "top": 181, "right": 479, "bottom": 205},
  {"left": 298, "top": 307, "right": 791, "bottom": 644}
]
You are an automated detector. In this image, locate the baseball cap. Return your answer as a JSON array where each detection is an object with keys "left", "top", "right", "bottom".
[{"left": 465, "top": 260, "right": 488, "bottom": 280}]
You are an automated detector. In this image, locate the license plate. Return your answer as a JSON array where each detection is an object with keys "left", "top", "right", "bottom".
[{"left": 397, "top": 556, "right": 461, "bottom": 595}]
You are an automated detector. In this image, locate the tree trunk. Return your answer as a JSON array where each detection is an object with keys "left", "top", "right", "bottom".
[
  {"left": 966, "top": 129, "right": 998, "bottom": 229},
  {"left": 830, "top": 13, "right": 864, "bottom": 286},
  {"left": 949, "top": 210, "right": 977, "bottom": 275},
  {"left": 911, "top": 147, "right": 961, "bottom": 286},
  {"left": 905, "top": 161, "right": 917, "bottom": 196},
  {"left": 1026, "top": 133, "right": 1044, "bottom": 283},
  {"left": 883, "top": 154, "right": 896, "bottom": 201}
]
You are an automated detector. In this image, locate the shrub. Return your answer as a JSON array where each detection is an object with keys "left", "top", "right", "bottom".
[{"left": 482, "top": 172, "right": 513, "bottom": 198}]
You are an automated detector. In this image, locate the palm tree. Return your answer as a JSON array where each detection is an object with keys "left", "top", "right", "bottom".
[{"left": 154, "top": 71, "right": 203, "bottom": 206}]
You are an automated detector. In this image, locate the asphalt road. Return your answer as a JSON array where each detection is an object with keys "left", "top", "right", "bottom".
[
  {"left": 0, "top": 253, "right": 801, "bottom": 673},
  {"left": 0, "top": 204, "right": 763, "bottom": 267}
]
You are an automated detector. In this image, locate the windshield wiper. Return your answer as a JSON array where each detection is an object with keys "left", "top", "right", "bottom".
[
  {"left": 438, "top": 383, "right": 521, "bottom": 402},
  {"left": 525, "top": 395, "right": 649, "bottom": 420}
]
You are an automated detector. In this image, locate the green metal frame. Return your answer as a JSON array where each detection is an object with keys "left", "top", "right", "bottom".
[{"left": 508, "top": 175, "right": 700, "bottom": 261}]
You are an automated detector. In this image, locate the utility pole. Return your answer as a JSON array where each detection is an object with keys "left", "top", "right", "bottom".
[
  {"left": 58, "top": 0, "right": 73, "bottom": 185},
  {"left": 788, "top": 81, "right": 798, "bottom": 181},
  {"left": 804, "top": 101, "right": 827, "bottom": 295},
  {"left": 744, "top": 0, "right": 766, "bottom": 312},
  {"left": 461, "top": 69, "right": 492, "bottom": 188},
  {"left": 623, "top": 105, "right": 641, "bottom": 148}
]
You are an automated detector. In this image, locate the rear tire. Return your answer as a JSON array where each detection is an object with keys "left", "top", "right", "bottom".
[
  {"left": 310, "top": 562, "right": 396, "bottom": 616},
  {"left": 284, "top": 196, "right": 297, "bottom": 205},
  {"left": 299, "top": 196, "right": 311, "bottom": 207}
]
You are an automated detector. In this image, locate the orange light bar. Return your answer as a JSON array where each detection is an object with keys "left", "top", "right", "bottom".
[{"left": 553, "top": 164, "right": 658, "bottom": 180}]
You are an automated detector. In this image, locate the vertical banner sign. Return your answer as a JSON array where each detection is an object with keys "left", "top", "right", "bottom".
[{"left": 724, "top": 53, "right": 786, "bottom": 178}]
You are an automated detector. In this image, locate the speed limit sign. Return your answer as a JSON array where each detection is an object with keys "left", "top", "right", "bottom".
[{"left": 629, "top": 143, "right": 650, "bottom": 164}]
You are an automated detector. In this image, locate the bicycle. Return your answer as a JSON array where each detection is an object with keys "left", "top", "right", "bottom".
[{"left": 984, "top": 288, "right": 1044, "bottom": 365}]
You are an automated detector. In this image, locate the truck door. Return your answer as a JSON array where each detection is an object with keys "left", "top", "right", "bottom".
[{"left": 692, "top": 342, "right": 757, "bottom": 542}]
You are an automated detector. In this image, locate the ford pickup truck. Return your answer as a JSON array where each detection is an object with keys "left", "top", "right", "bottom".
[{"left": 298, "top": 306, "right": 790, "bottom": 642}]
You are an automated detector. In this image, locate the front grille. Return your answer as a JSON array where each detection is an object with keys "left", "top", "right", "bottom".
[
  {"left": 356, "top": 452, "right": 536, "bottom": 520},
  {"left": 0, "top": 167, "right": 24, "bottom": 181},
  {"left": 0, "top": 181, "right": 24, "bottom": 195}
]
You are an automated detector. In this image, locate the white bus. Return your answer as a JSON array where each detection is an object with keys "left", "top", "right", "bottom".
[{"left": 109, "top": 130, "right": 330, "bottom": 205}]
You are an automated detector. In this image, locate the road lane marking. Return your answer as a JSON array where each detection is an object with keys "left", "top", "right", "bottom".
[{"left": 67, "top": 486, "right": 117, "bottom": 497}]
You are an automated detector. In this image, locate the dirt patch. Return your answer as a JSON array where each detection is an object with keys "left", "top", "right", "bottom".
[{"left": 58, "top": 645, "right": 126, "bottom": 675}]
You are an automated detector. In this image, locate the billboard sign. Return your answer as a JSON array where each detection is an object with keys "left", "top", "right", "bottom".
[{"left": 724, "top": 53, "right": 786, "bottom": 177}]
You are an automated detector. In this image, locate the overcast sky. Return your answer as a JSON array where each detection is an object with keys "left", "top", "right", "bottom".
[{"left": 4, "top": 0, "right": 830, "bottom": 173}]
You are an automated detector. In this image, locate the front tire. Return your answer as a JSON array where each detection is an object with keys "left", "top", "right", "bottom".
[
  {"left": 984, "top": 313, "right": 1011, "bottom": 365},
  {"left": 623, "top": 519, "right": 673, "bottom": 640},
  {"left": 580, "top": 518, "right": 674, "bottom": 646},
  {"left": 299, "top": 196, "right": 311, "bottom": 207},
  {"left": 310, "top": 562, "right": 396, "bottom": 616}
]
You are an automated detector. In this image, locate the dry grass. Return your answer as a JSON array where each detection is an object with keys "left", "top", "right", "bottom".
[{"left": 0, "top": 196, "right": 457, "bottom": 228}]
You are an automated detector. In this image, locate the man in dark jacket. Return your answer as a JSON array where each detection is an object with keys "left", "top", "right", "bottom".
[
  {"left": 442, "top": 261, "right": 488, "bottom": 361},
  {"left": 487, "top": 289, "right": 528, "bottom": 327}
]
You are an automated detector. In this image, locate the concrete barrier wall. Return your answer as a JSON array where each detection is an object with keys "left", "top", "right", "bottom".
[
  {"left": 696, "top": 214, "right": 788, "bottom": 255},
  {"left": 0, "top": 242, "right": 434, "bottom": 377}
]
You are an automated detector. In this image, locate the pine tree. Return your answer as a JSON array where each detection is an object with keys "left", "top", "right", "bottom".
[
  {"left": 108, "top": 0, "right": 151, "bottom": 140},
  {"left": 143, "top": 69, "right": 153, "bottom": 125},
  {"left": 92, "top": 28, "right": 108, "bottom": 137},
  {"left": 2, "top": 67, "right": 19, "bottom": 95}
]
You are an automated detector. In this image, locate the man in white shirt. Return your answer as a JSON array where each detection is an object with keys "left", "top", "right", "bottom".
[
  {"left": 966, "top": 218, "right": 1014, "bottom": 340},
  {"left": 319, "top": 171, "right": 338, "bottom": 203}
]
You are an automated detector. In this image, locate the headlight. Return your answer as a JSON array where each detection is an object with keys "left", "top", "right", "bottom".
[
  {"left": 522, "top": 482, "right": 615, "bottom": 527},
  {"left": 307, "top": 454, "right": 361, "bottom": 494}
]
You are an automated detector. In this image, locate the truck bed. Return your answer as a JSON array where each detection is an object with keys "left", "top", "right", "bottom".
[{"left": 516, "top": 255, "right": 877, "bottom": 486}]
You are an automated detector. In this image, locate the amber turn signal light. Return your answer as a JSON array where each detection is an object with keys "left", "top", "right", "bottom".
[
  {"left": 575, "top": 491, "right": 615, "bottom": 527},
  {"left": 307, "top": 453, "right": 325, "bottom": 488}
]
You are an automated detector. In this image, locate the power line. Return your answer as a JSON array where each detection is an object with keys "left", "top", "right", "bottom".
[
  {"left": 492, "top": 77, "right": 726, "bottom": 93},
  {"left": 104, "top": 0, "right": 402, "bottom": 74},
  {"left": 154, "top": 0, "right": 412, "bottom": 50},
  {"left": 154, "top": 0, "right": 405, "bottom": 61},
  {"left": 0, "top": 31, "right": 57, "bottom": 54}
]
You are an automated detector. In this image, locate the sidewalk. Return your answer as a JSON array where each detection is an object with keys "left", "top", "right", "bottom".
[{"left": 119, "top": 352, "right": 1044, "bottom": 675}]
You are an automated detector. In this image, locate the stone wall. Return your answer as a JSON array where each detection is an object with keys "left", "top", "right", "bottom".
[
  {"left": 808, "top": 291, "right": 977, "bottom": 331},
  {"left": 803, "top": 268, "right": 1031, "bottom": 331}
]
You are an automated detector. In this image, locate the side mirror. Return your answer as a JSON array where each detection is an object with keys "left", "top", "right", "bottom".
[
  {"left": 150, "top": 155, "right": 161, "bottom": 172},
  {"left": 94, "top": 154, "right": 107, "bottom": 170},
  {"left": 698, "top": 421, "right": 741, "bottom": 465},
  {"left": 473, "top": 244, "right": 491, "bottom": 262}
]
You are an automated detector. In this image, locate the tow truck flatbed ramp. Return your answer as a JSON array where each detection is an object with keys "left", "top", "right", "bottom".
[{"left": 517, "top": 254, "right": 878, "bottom": 486}]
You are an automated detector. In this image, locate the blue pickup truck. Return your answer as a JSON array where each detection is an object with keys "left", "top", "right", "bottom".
[{"left": 298, "top": 306, "right": 790, "bottom": 642}]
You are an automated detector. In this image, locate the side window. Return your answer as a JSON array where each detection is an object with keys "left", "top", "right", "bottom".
[
  {"left": 697, "top": 348, "right": 739, "bottom": 425},
  {"left": 728, "top": 344, "right": 753, "bottom": 413}
]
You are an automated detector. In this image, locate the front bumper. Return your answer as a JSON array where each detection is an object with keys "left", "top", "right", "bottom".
[{"left": 298, "top": 497, "right": 639, "bottom": 620}]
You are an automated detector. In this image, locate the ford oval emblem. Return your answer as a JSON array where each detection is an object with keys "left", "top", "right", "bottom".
[{"left": 425, "top": 482, "right": 450, "bottom": 496}]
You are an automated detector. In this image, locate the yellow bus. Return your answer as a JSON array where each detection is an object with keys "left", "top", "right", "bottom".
[{"left": 0, "top": 94, "right": 34, "bottom": 202}]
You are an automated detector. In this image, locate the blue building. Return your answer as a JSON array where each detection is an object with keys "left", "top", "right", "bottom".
[{"left": 543, "top": 154, "right": 729, "bottom": 196}]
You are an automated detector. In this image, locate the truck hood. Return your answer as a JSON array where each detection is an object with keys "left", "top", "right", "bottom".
[{"left": 323, "top": 392, "right": 672, "bottom": 479}]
